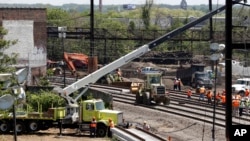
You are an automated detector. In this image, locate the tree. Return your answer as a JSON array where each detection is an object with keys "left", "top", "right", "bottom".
[
  {"left": 47, "top": 8, "right": 72, "bottom": 26},
  {"left": 0, "top": 27, "right": 17, "bottom": 73},
  {"left": 141, "top": 0, "right": 153, "bottom": 29}
]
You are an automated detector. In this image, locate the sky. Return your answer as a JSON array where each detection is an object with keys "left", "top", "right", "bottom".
[{"left": 0, "top": 0, "right": 227, "bottom": 6}]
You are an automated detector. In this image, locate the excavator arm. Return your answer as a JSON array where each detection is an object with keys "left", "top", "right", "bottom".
[
  {"left": 64, "top": 52, "right": 88, "bottom": 74},
  {"left": 59, "top": 1, "right": 241, "bottom": 105}
]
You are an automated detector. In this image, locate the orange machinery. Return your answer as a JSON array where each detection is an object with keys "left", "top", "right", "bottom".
[{"left": 64, "top": 52, "right": 88, "bottom": 75}]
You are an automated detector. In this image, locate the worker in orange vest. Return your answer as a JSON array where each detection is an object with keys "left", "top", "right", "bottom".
[
  {"left": 90, "top": 117, "right": 97, "bottom": 137},
  {"left": 215, "top": 92, "right": 221, "bottom": 105},
  {"left": 186, "top": 88, "right": 192, "bottom": 99},
  {"left": 206, "top": 90, "right": 213, "bottom": 105},
  {"left": 107, "top": 118, "right": 114, "bottom": 137},
  {"left": 235, "top": 93, "right": 242, "bottom": 100},
  {"left": 245, "top": 88, "right": 250, "bottom": 97},
  {"left": 232, "top": 98, "right": 240, "bottom": 117},
  {"left": 221, "top": 93, "right": 226, "bottom": 106}
]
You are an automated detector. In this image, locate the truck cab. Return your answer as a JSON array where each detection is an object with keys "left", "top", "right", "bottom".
[
  {"left": 192, "top": 71, "right": 213, "bottom": 89},
  {"left": 232, "top": 78, "right": 250, "bottom": 96},
  {"left": 81, "top": 99, "right": 123, "bottom": 125}
]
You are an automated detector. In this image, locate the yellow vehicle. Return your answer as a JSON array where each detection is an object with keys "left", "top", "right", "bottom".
[
  {"left": 0, "top": 68, "right": 122, "bottom": 137},
  {"left": 132, "top": 72, "right": 170, "bottom": 105}
]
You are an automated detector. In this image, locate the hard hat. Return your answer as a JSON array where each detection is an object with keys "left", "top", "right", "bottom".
[
  {"left": 109, "top": 118, "right": 112, "bottom": 121},
  {"left": 144, "top": 121, "right": 147, "bottom": 123},
  {"left": 93, "top": 116, "right": 95, "bottom": 119}
]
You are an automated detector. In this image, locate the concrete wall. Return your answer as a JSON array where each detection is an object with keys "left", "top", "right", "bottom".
[{"left": 0, "top": 8, "right": 47, "bottom": 85}]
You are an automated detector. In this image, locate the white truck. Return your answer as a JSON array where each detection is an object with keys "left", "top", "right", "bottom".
[{"left": 232, "top": 78, "right": 250, "bottom": 96}]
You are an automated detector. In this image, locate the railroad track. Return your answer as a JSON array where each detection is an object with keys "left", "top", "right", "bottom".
[{"left": 90, "top": 84, "right": 250, "bottom": 128}]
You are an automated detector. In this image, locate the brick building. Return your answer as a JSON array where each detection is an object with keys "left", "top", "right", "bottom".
[{"left": 0, "top": 7, "right": 47, "bottom": 85}]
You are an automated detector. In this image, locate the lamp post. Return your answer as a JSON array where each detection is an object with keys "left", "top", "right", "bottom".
[
  {"left": 58, "top": 27, "right": 67, "bottom": 87},
  {"left": 210, "top": 43, "right": 225, "bottom": 141}
]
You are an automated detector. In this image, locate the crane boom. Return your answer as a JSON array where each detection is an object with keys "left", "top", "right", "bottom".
[{"left": 60, "top": 1, "right": 240, "bottom": 104}]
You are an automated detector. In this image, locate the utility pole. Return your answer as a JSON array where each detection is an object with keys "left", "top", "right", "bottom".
[{"left": 225, "top": 0, "right": 233, "bottom": 141}]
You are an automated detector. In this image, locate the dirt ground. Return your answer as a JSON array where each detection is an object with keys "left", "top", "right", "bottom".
[{"left": 0, "top": 128, "right": 110, "bottom": 141}]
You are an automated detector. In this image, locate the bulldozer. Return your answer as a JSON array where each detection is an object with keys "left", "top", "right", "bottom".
[{"left": 131, "top": 72, "right": 170, "bottom": 105}]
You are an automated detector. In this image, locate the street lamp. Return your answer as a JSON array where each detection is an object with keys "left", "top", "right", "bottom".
[
  {"left": 58, "top": 26, "right": 67, "bottom": 87},
  {"left": 210, "top": 43, "right": 225, "bottom": 141}
]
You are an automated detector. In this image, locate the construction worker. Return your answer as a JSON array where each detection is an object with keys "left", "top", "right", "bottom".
[
  {"left": 221, "top": 93, "right": 226, "bottom": 106},
  {"left": 90, "top": 117, "right": 97, "bottom": 137},
  {"left": 142, "top": 121, "right": 150, "bottom": 131},
  {"left": 173, "top": 78, "right": 178, "bottom": 90},
  {"left": 245, "top": 98, "right": 250, "bottom": 115},
  {"left": 232, "top": 97, "right": 240, "bottom": 117},
  {"left": 235, "top": 93, "right": 242, "bottom": 101},
  {"left": 199, "top": 86, "right": 206, "bottom": 101},
  {"left": 119, "top": 118, "right": 129, "bottom": 128},
  {"left": 239, "top": 98, "right": 246, "bottom": 117},
  {"left": 107, "top": 118, "right": 114, "bottom": 137},
  {"left": 206, "top": 90, "right": 213, "bottom": 105},
  {"left": 245, "top": 88, "right": 250, "bottom": 97},
  {"left": 186, "top": 88, "right": 192, "bottom": 99},
  {"left": 215, "top": 92, "right": 221, "bottom": 105},
  {"left": 177, "top": 78, "right": 182, "bottom": 91}
]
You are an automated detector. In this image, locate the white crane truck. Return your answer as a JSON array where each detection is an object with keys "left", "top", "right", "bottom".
[{"left": 0, "top": 1, "right": 241, "bottom": 137}]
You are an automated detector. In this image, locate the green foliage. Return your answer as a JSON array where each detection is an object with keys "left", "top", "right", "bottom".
[
  {"left": 141, "top": 0, "right": 153, "bottom": 29},
  {"left": 26, "top": 90, "right": 65, "bottom": 112},
  {"left": 47, "top": 8, "right": 72, "bottom": 26},
  {"left": 0, "top": 27, "right": 18, "bottom": 73},
  {"left": 39, "top": 76, "right": 50, "bottom": 86}
]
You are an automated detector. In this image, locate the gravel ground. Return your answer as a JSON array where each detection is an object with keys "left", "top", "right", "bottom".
[{"left": 113, "top": 101, "right": 227, "bottom": 141}]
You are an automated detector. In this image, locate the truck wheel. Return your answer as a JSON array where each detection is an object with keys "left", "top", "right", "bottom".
[
  {"left": 136, "top": 93, "right": 142, "bottom": 104},
  {"left": 163, "top": 97, "right": 170, "bottom": 105},
  {"left": 143, "top": 92, "right": 150, "bottom": 105},
  {"left": 28, "top": 121, "right": 39, "bottom": 132},
  {"left": 155, "top": 99, "right": 160, "bottom": 104},
  {"left": 96, "top": 125, "right": 107, "bottom": 137},
  {"left": 16, "top": 122, "right": 26, "bottom": 134},
  {"left": 0, "top": 121, "right": 10, "bottom": 133}
]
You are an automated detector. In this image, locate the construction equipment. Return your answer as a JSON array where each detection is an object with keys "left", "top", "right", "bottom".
[
  {"left": 63, "top": 52, "right": 88, "bottom": 75},
  {"left": 132, "top": 72, "right": 170, "bottom": 105},
  {"left": 56, "top": 3, "right": 234, "bottom": 108},
  {"left": 176, "top": 64, "right": 214, "bottom": 89}
]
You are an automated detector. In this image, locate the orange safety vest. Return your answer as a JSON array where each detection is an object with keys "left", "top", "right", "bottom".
[
  {"left": 90, "top": 120, "right": 97, "bottom": 128},
  {"left": 232, "top": 99, "right": 240, "bottom": 107},
  {"left": 221, "top": 95, "right": 226, "bottom": 104},
  {"left": 207, "top": 91, "right": 212, "bottom": 99},
  {"left": 216, "top": 93, "right": 221, "bottom": 100},
  {"left": 245, "top": 90, "right": 250, "bottom": 97}
]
